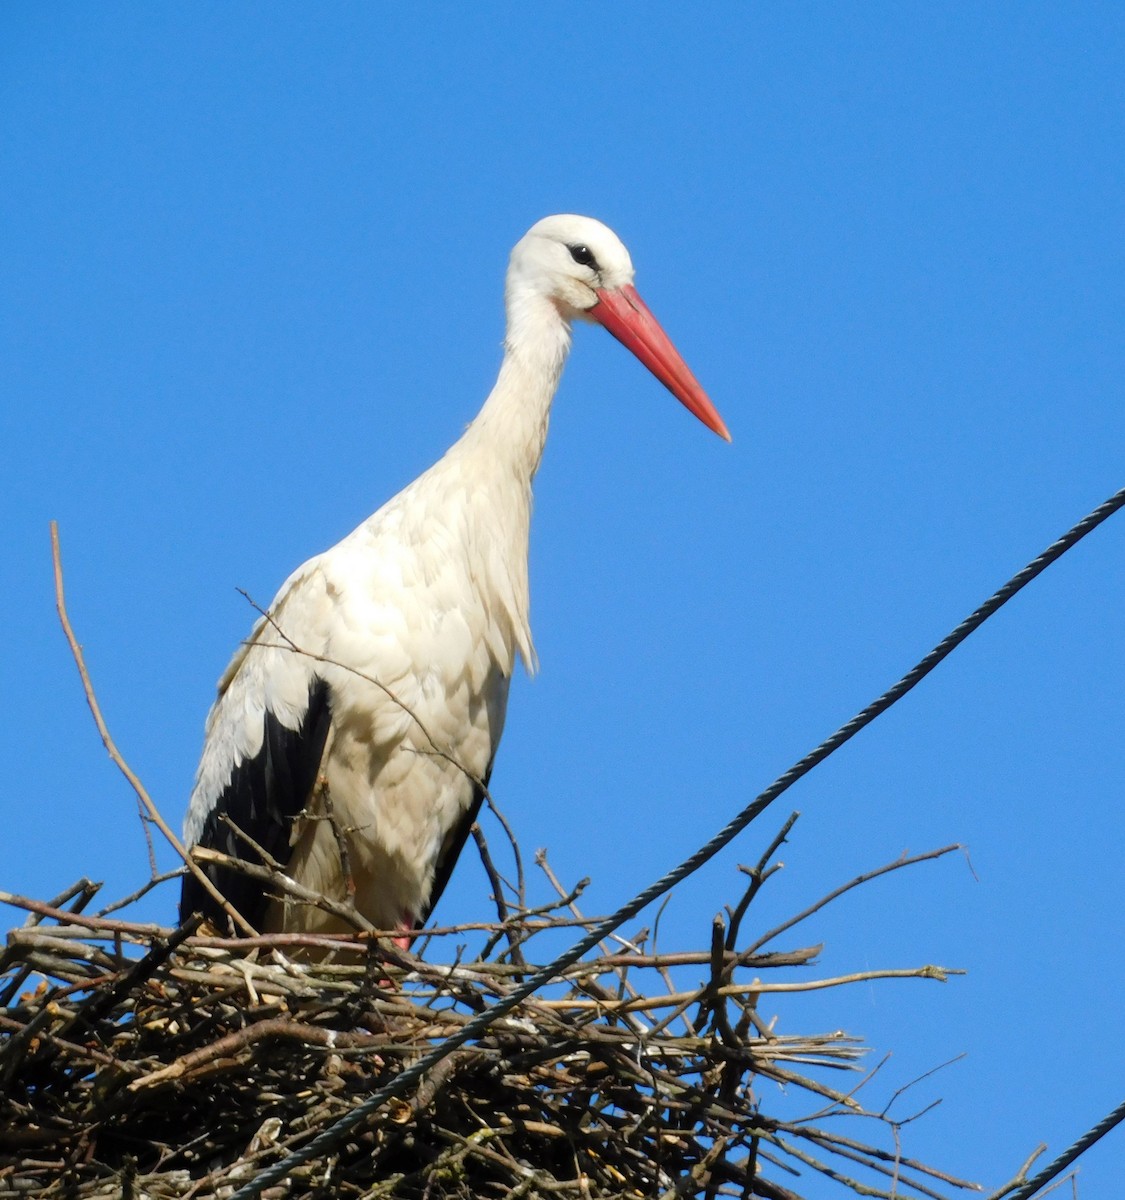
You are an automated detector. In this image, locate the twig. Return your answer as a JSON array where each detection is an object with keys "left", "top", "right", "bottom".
[
  {"left": 50, "top": 522, "right": 256, "bottom": 937},
  {"left": 320, "top": 784, "right": 356, "bottom": 903},
  {"left": 189, "top": 845, "right": 377, "bottom": 935},
  {"left": 0, "top": 890, "right": 172, "bottom": 938},
  {"left": 482, "top": 791, "right": 527, "bottom": 910},
  {"left": 725, "top": 811, "right": 799, "bottom": 956},
  {"left": 94, "top": 870, "right": 185, "bottom": 917},
  {"left": 743, "top": 845, "right": 962, "bottom": 957},
  {"left": 531, "top": 965, "right": 962, "bottom": 1014},
  {"left": 471, "top": 824, "right": 527, "bottom": 967},
  {"left": 536, "top": 850, "right": 643, "bottom": 1000}
]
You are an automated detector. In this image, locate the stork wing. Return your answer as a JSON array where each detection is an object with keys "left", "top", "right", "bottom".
[
  {"left": 180, "top": 677, "right": 332, "bottom": 932},
  {"left": 181, "top": 564, "right": 335, "bottom": 933}
]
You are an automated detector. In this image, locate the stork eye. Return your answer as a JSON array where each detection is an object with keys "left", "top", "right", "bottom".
[{"left": 568, "top": 243, "right": 599, "bottom": 270}]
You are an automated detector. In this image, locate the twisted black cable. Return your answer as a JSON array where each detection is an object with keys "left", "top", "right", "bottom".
[
  {"left": 1001, "top": 1096, "right": 1125, "bottom": 1199},
  {"left": 230, "top": 483, "right": 1125, "bottom": 1200}
]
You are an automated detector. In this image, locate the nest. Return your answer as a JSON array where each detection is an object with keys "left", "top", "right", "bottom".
[{"left": 0, "top": 829, "right": 983, "bottom": 1200}]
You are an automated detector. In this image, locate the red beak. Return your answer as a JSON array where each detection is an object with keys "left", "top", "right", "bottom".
[{"left": 588, "top": 283, "right": 731, "bottom": 442}]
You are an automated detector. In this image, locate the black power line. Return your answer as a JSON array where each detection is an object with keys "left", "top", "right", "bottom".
[{"left": 230, "top": 483, "right": 1125, "bottom": 1200}]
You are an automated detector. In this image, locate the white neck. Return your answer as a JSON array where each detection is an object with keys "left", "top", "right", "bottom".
[
  {"left": 427, "top": 281, "right": 575, "bottom": 674},
  {"left": 460, "top": 284, "right": 573, "bottom": 480}
]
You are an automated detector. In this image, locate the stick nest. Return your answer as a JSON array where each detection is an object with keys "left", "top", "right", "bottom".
[{"left": 1, "top": 846, "right": 978, "bottom": 1200}]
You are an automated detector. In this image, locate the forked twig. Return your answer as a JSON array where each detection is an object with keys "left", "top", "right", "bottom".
[{"left": 744, "top": 844, "right": 963, "bottom": 957}]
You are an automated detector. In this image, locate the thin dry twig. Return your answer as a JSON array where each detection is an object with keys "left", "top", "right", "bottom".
[
  {"left": 189, "top": 845, "right": 378, "bottom": 935},
  {"left": 50, "top": 522, "right": 256, "bottom": 937},
  {"left": 744, "top": 844, "right": 963, "bottom": 957}
]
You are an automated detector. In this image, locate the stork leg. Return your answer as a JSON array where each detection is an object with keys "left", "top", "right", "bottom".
[{"left": 393, "top": 912, "right": 416, "bottom": 952}]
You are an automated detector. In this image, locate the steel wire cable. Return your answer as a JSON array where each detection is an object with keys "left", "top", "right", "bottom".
[{"left": 231, "top": 483, "right": 1125, "bottom": 1200}]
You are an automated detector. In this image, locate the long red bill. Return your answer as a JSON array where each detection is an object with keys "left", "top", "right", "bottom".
[{"left": 588, "top": 283, "right": 731, "bottom": 442}]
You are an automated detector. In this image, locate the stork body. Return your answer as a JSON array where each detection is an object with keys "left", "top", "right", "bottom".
[{"left": 181, "top": 215, "right": 729, "bottom": 941}]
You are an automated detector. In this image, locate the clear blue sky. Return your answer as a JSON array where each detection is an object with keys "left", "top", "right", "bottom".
[{"left": 3, "top": 5, "right": 1122, "bottom": 1193}]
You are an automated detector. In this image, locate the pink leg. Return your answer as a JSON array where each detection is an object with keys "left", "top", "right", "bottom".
[
  {"left": 392, "top": 911, "right": 415, "bottom": 951},
  {"left": 372, "top": 916, "right": 414, "bottom": 993}
]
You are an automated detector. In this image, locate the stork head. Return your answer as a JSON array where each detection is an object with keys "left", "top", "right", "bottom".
[{"left": 508, "top": 215, "right": 731, "bottom": 441}]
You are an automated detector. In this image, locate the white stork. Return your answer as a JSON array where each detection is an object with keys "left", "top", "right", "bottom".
[{"left": 181, "top": 214, "right": 730, "bottom": 944}]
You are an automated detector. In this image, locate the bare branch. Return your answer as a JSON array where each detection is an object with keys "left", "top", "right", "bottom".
[
  {"left": 50, "top": 522, "right": 256, "bottom": 937},
  {"left": 744, "top": 844, "right": 963, "bottom": 957}
]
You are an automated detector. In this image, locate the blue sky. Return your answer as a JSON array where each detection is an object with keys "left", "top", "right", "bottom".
[{"left": 2, "top": 4, "right": 1122, "bottom": 1193}]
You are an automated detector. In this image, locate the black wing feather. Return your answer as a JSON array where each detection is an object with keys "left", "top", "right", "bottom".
[
  {"left": 420, "top": 761, "right": 493, "bottom": 927},
  {"left": 180, "top": 678, "right": 333, "bottom": 932}
]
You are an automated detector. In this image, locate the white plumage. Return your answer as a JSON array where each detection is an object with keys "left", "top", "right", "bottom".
[{"left": 181, "top": 214, "right": 730, "bottom": 943}]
